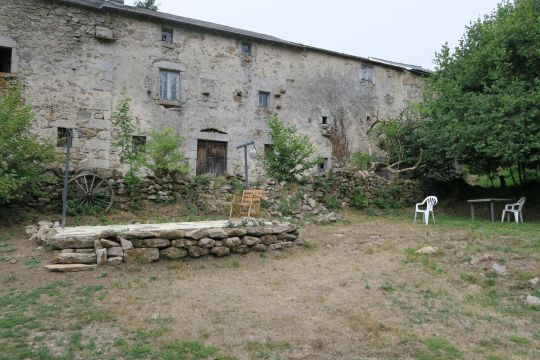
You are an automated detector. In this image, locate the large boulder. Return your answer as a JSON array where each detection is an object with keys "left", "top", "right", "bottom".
[{"left": 124, "top": 248, "right": 159, "bottom": 264}]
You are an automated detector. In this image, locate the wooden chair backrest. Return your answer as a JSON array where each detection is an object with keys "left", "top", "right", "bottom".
[{"left": 242, "top": 189, "right": 263, "bottom": 203}]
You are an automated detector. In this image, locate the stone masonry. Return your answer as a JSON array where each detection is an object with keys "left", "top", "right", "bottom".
[{"left": 0, "top": 0, "right": 427, "bottom": 177}]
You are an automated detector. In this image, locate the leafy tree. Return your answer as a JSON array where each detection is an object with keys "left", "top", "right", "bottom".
[
  {"left": 262, "top": 115, "right": 320, "bottom": 182},
  {"left": 145, "top": 128, "right": 189, "bottom": 178},
  {"left": 419, "top": 0, "right": 540, "bottom": 182},
  {"left": 134, "top": 0, "right": 159, "bottom": 11},
  {"left": 0, "top": 85, "right": 55, "bottom": 204},
  {"left": 112, "top": 91, "right": 145, "bottom": 198}
]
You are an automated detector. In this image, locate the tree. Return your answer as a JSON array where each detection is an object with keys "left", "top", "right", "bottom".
[
  {"left": 134, "top": 0, "right": 159, "bottom": 11},
  {"left": 419, "top": 0, "right": 540, "bottom": 183},
  {"left": 0, "top": 85, "right": 55, "bottom": 204},
  {"left": 145, "top": 128, "right": 189, "bottom": 178},
  {"left": 112, "top": 91, "right": 145, "bottom": 198},
  {"left": 262, "top": 115, "right": 320, "bottom": 182}
]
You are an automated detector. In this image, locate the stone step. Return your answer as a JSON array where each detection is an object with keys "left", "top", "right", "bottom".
[{"left": 45, "top": 264, "right": 97, "bottom": 272}]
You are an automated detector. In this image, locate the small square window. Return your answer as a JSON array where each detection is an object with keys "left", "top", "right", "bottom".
[
  {"left": 0, "top": 47, "right": 12, "bottom": 73},
  {"left": 161, "top": 28, "right": 173, "bottom": 43},
  {"left": 264, "top": 144, "right": 274, "bottom": 155},
  {"left": 159, "top": 70, "right": 180, "bottom": 101},
  {"left": 321, "top": 116, "right": 328, "bottom": 125},
  {"left": 361, "top": 65, "right": 374, "bottom": 83},
  {"left": 57, "top": 127, "right": 71, "bottom": 148},
  {"left": 318, "top": 158, "right": 328, "bottom": 172},
  {"left": 241, "top": 42, "right": 252, "bottom": 56},
  {"left": 258, "top": 91, "right": 270, "bottom": 107},
  {"left": 132, "top": 135, "right": 146, "bottom": 154}
]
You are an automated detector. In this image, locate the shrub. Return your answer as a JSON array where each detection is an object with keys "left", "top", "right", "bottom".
[
  {"left": 145, "top": 128, "right": 189, "bottom": 178},
  {"left": 352, "top": 188, "right": 368, "bottom": 209},
  {"left": 323, "top": 194, "right": 341, "bottom": 210},
  {"left": 0, "top": 85, "right": 55, "bottom": 204},
  {"left": 262, "top": 115, "right": 320, "bottom": 182},
  {"left": 350, "top": 152, "right": 375, "bottom": 170}
]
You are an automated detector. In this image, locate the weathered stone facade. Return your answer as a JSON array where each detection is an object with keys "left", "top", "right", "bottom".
[{"left": 0, "top": 0, "right": 426, "bottom": 176}]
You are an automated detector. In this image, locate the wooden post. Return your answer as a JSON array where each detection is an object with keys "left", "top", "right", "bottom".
[
  {"left": 490, "top": 201, "right": 495, "bottom": 222},
  {"left": 470, "top": 203, "right": 475, "bottom": 221}
]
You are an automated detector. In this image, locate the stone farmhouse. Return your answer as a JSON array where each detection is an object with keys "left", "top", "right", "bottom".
[{"left": 0, "top": 0, "right": 428, "bottom": 177}]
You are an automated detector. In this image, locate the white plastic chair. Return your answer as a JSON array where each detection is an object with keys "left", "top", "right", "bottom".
[
  {"left": 414, "top": 196, "right": 438, "bottom": 225},
  {"left": 501, "top": 197, "right": 525, "bottom": 223}
]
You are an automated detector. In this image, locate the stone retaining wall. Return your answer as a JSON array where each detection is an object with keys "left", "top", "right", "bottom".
[{"left": 29, "top": 221, "right": 301, "bottom": 269}]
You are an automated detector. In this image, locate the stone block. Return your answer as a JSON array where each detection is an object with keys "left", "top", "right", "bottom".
[
  {"left": 49, "top": 233, "right": 98, "bottom": 249},
  {"left": 46, "top": 264, "right": 96, "bottom": 272},
  {"left": 171, "top": 239, "right": 187, "bottom": 248},
  {"left": 185, "top": 228, "right": 208, "bottom": 240},
  {"left": 198, "top": 237, "right": 216, "bottom": 248},
  {"left": 187, "top": 246, "right": 209, "bottom": 258},
  {"left": 123, "top": 230, "right": 158, "bottom": 239},
  {"left": 96, "top": 248, "right": 107, "bottom": 265},
  {"left": 242, "top": 236, "right": 260, "bottom": 246},
  {"left": 160, "top": 247, "right": 187, "bottom": 259},
  {"left": 157, "top": 229, "right": 185, "bottom": 239},
  {"left": 107, "top": 246, "right": 123, "bottom": 257},
  {"left": 100, "top": 239, "right": 120, "bottom": 248},
  {"left": 210, "top": 246, "right": 230, "bottom": 257},
  {"left": 207, "top": 228, "right": 228, "bottom": 239},
  {"left": 131, "top": 238, "right": 170, "bottom": 248},
  {"left": 252, "top": 244, "right": 268, "bottom": 252},
  {"left": 120, "top": 238, "right": 133, "bottom": 250},
  {"left": 107, "top": 256, "right": 123, "bottom": 265},
  {"left": 233, "top": 245, "right": 250, "bottom": 254},
  {"left": 226, "top": 228, "right": 247, "bottom": 237},
  {"left": 124, "top": 248, "right": 159, "bottom": 264},
  {"left": 53, "top": 252, "right": 97, "bottom": 264},
  {"left": 223, "top": 237, "right": 241, "bottom": 247},
  {"left": 261, "top": 235, "right": 278, "bottom": 246}
]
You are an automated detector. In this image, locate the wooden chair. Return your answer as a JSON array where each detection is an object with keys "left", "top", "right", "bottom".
[{"left": 229, "top": 189, "right": 264, "bottom": 219}]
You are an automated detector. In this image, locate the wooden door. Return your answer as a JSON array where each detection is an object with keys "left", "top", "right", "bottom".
[{"left": 196, "top": 140, "right": 227, "bottom": 176}]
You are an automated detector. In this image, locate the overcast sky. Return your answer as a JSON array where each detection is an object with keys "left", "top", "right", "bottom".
[{"left": 124, "top": 0, "right": 502, "bottom": 70}]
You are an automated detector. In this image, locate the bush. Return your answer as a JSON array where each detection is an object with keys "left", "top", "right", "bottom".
[
  {"left": 323, "top": 194, "right": 341, "bottom": 210},
  {"left": 145, "top": 128, "right": 189, "bottom": 178},
  {"left": 0, "top": 85, "right": 55, "bottom": 204},
  {"left": 350, "top": 152, "right": 375, "bottom": 170},
  {"left": 352, "top": 188, "right": 368, "bottom": 209},
  {"left": 262, "top": 115, "right": 320, "bottom": 182}
]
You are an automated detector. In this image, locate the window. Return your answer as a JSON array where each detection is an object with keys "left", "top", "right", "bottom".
[
  {"left": 161, "top": 28, "right": 173, "bottom": 43},
  {"left": 241, "top": 42, "right": 252, "bottom": 56},
  {"left": 132, "top": 136, "right": 146, "bottom": 154},
  {"left": 361, "top": 65, "right": 374, "bottom": 83},
  {"left": 318, "top": 158, "right": 328, "bottom": 172},
  {"left": 159, "top": 70, "right": 180, "bottom": 101},
  {"left": 258, "top": 91, "right": 270, "bottom": 107},
  {"left": 56, "top": 127, "right": 71, "bottom": 148},
  {"left": 0, "top": 47, "right": 12, "bottom": 73},
  {"left": 321, "top": 116, "right": 328, "bottom": 125},
  {"left": 264, "top": 144, "right": 274, "bottom": 155}
]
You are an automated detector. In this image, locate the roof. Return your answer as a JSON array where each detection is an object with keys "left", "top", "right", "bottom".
[{"left": 58, "top": 0, "right": 430, "bottom": 74}]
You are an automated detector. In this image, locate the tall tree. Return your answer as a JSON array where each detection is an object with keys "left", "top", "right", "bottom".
[
  {"left": 134, "top": 0, "right": 159, "bottom": 11},
  {"left": 419, "top": 0, "right": 540, "bottom": 181}
]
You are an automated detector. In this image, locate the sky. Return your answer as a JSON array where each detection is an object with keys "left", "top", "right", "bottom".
[{"left": 124, "top": 0, "right": 502, "bottom": 70}]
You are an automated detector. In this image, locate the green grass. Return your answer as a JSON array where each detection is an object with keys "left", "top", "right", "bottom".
[
  {"left": 415, "top": 337, "right": 463, "bottom": 359},
  {"left": 0, "top": 281, "right": 227, "bottom": 359}
]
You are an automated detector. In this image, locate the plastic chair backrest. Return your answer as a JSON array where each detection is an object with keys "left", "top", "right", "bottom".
[
  {"left": 425, "top": 196, "right": 438, "bottom": 211},
  {"left": 516, "top": 196, "right": 526, "bottom": 210}
]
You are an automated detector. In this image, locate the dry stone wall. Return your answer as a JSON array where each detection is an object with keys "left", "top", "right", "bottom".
[{"left": 29, "top": 221, "right": 302, "bottom": 270}]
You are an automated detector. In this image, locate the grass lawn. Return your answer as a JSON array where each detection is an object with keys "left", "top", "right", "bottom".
[{"left": 1, "top": 211, "right": 539, "bottom": 359}]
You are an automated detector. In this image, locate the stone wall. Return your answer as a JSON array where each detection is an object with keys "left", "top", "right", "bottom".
[
  {"left": 0, "top": 0, "right": 424, "bottom": 176},
  {"left": 27, "top": 220, "right": 302, "bottom": 270}
]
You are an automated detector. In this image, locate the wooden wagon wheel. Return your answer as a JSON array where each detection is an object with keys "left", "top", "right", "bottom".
[{"left": 67, "top": 173, "right": 114, "bottom": 214}]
